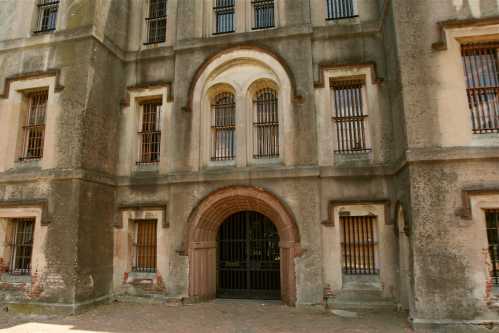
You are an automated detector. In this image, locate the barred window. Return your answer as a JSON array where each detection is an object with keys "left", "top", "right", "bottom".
[
  {"left": 331, "top": 79, "right": 370, "bottom": 154},
  {"left": 145, "top": 0, "right": 168, "bottom": 44},
  {"left": 138, "top": 100, "right": 162, "bottom": 164},
  {"left": 486, "top": 210, "right": 499, "bottom": 286},
  {"left": 211, "top": 92, "right": 236, "bottom": 161},
  {"left": 461, "top": 43, "right": 499, "bottom": 134},
  {"left": 7, "top": 218, "right": 35, "bottom": 275},
  {"left": 252, "top": 0, "right": 275, "bottom": 30},
  {"left": 21, "top": 91, "right": 47, "bottom": 161},
  {"left": 326, "top": 0, "right": 357, "bottom": 20},
  {"left": 214, "top": 0, "right": 235, "bottom": 34},
  {"left": 253, "top": 88, "right": 279, "bottom": 159},
  {"left": 341, "top": 216, "right": 378, "bottom": 275},
  {"left": 133, "top": 220, "right": 157, "bottom": 273},
  {"left": 34, "top": 0, "right": 59, "bottom": 33}
]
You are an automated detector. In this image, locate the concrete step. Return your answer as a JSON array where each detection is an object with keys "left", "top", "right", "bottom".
[{"left": 328, "top": 289, "right": 397, "bottom": 311}]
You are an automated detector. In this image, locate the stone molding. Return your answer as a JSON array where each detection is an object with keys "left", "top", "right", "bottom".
[
  {"left": 117, "top": 202, "right": 169, "bottom": 228},
  {"left": 121, "top": 81, "right": 174, "bottom": 107},
  {"left": 456, "top": 185, "right": 499, "bottom": 219},
  {"left": 0, "top": 199, "right": 51, "bottom": 225},
  {"left": 322, "top": 199, "right": 391, "bottom": 227},
  {"left": 314, "top": 62, "right": 384, "bottom": 89},
  {"left": 0, "top": 69, "right": 64, "bottom": 99}
]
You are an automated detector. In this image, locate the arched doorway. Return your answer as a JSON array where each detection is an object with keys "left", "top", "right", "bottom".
[
  {"left": 182, "top": 186, "right": 301, "bottom": 305},
  {"left": 217, "top": 211, "right": 280, "bottom": 299}
]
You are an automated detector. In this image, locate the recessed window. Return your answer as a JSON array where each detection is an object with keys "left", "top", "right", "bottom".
[
  {"left": 20, "top": 90, "right": 48, "bottom": 161},
  {"left": 486, "top": 210, "right": 499, "bottom": 286},
  {"left": 461, "top": 43, "right": 499, "bottom": 134},
  {"left": 137, "top": 100, "right": 162, "bottom": 164},
  {"left": 211, "top": 92, "right": 236, "bottom": 161},
  {"left": 253, "top": 88, "right": 279, "bottom": 159},
  {"left": 326, "top": 0, "right": 358, "bottom": 20},
  {"left": 132, "top": 220, "right": 157, "bottom": 273},
  {"left": 214, "top": 0, "right": 235, "bottom": 34},
  {"left": 145, "top": 0, "right": 168, "bottom": 44},
  {"left": 34, "top": 0, "right": 59, "bottom": 33},
  {"left": 340, "top": 215, "right": 378, "bottom": 275},
  {"left": 252, "top": 0, "right": 275, "bottom": 30},
  {"left": 7, "top": 218, "right": 35, "bottom": 276}
]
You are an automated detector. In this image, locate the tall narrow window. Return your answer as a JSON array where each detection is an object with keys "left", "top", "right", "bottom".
[
  {"left": 326, "top": 0, "right": 357, "bottom": 20},
  {"left": 133, "top": 220, "right": 157, "bottom": 273},
  {"left": 486, "top": 210, "right": 499, "bottom": 286},
  {"left": 21, "top": 91, "right": 47, "bottom": 160},
  {"left": 8, "top": 218, "right": 35, "bottom": 275},
  {"left": 138, "top": 100, "right": 162, "bottom": 164},
  {"left": 341, "top": 216, "right": 378, "bottom": 275},
  {"left": 145, "top": 0, "right": 168, "bottom": 44},
  {"left": 253, "top": 88, "right": 279, "bottom": 159},
  {"left": 252, "top": 0, "right": 274, "bottom": 30},
  {"left": 461, "top": 43, "right": 499, "bottom": 134},
  {"left": 34, "top": 0, "right": 59, "bottom": 33},
  {"left": 211, "top": 92, "right": 236, "bottom": 161},
  {"left": 214, "top": 0, "right": 235, "bottom": 34},
  {"left": 331, "top": 79, "right": 370, "bottom": 154}
]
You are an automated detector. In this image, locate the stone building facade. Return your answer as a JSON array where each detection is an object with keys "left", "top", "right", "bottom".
[{"left": 0, "top": 0, "right": 498, "bottom": 330}]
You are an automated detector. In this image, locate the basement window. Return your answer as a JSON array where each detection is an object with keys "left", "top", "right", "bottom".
[
  {"left": 33, "top": 0, "right": 59, "bottom": 33},
  {"left": 132, "top": 220, "right": 157, "bottom": 273},
  {"left": 7, "top": 218, "right": 35, "bottom": 276}
]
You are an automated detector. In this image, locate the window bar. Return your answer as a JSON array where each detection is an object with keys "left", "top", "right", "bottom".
[
  {"left": 138, "top": 101, "right": 161, "bottom": 164},
  {"left": 20, "top": 91, "right": 47, "bottom": 161},
  {"left": 252, "top": 0, "right": 275, "bottom": 30},
  {"left": 214, "top": 0, "right": 235, "bottom": 34},
  {"left": 326, "top": 0, "right": 357, "bottom": 20},
  {"left": 133, "top": 220, "right": 157, "bottom": 273},
  {"left": 34, "top": 0, "right": 59, "bottom": 33},
  {"left": 9, "top": 218, "right": 35, "bottom": 275},
  {"left": 145, "top": 0, "right": 167, "bottom": 44},
  {"left": 253, "top": 88, "right": 279, "bottom": 159},
  {"left": 486, "top": 210, "right": 499, "bottom": 285},
  {"left": 341, "top": 216, "right": 377, "bottom": 275},
  {"left": 211, "top": 92, "right": 236, "bottom": 161}
]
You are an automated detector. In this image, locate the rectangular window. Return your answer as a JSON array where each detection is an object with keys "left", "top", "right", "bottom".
[
  {"left": 253, "top": 88, "right": 279, "bottom": 158},
  {"left": 486, "top": 210, "right": 499, "bottom": 286},
  {"left": 461, "top": 43, "right": 499, "bottom": 134},
  {"left": 8, "top": 218, "right": 35, "bottom": 275},
  {"left": 214, "top": 0, "right": 235, "bottom": 34},
  {"left": 331, "top": 78, "right": 370, "bottom": 154},
  {"left": 34, "top": 0, "right": 59, "bottom": 33},
  {"left": 211, "top": 92, "right": 236, "bottom": 161},
  {"left": 132, "top": 220, "right": 157, "bottom": 273},
  {"left": 326, "top": 0, "right": 357, "bottom": 20},
  {"left": 252, "top": 0, "right": 274, "bottom": 30},
  {"left": 340, "top": 215, "right": 378, "bottom": 275},
  {"left": 21, "top": 90, "right": 48, "bottom": 161},
  {"left": 138, "top": 100, "right": 162, "bottom": 164},
  {"left": 145, "top": 0, "right": 168, "bottom": 44}
]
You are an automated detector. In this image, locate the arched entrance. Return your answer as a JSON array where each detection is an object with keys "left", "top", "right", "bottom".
[{"left": 183, "top": 186, "right": 301, "bottom": 305}]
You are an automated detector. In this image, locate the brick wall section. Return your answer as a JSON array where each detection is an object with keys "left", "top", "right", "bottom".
[{"left": 0, "top": 258, "right": 7, "bottom": 274}]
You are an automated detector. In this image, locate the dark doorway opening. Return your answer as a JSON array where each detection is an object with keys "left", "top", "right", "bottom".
[{"left": 217, "top": 211, "right": 280, "bottom": 299}]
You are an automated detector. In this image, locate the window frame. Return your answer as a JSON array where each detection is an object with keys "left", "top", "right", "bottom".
[
  {"left": 213, "top": 0, "right": 236, "bottom": 35},
  {"left": 144, "top": 0, "right": 168, "bottom": 45},
  {"left": 19, "top": 90, "right": 48, "bottom": 162},
  {"left": 33, "top": 0, "right": 59, "bottom": 34},
  {"left": 252, "top": 87, "right": 280, "bottom": 159},
  {"left": 7, "top": 218, "right": 35, "bottom": 276},
  {"left": 132, "top": 219, "right": 158, "bottom": 273},
  {"left": 137, "top": 99, "right": 163, "bottom": 165},
  {"left": 251, "top": 0, "right": 276, "bottom": 30},
  {"left": 210, "top": 91, "right": 237, "bottom": 161},
  {"left": 325, "top": 0, "right": 359, "bottom": 21}
]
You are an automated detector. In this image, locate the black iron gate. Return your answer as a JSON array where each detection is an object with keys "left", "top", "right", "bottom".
[{"left": 217, "top": 211, "right": 280, "bottom": 299}]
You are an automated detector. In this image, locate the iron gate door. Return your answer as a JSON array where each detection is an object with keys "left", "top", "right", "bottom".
[{"left": 217, "top": 211, "right": 280, "bottom": 299}]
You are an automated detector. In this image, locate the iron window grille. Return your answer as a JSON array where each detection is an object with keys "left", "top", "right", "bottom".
[
  {"left": 144, "top": 0, "right": 168, "bottom": 45},
  {"left": 252, "top": 0, "right": 275, "bottom": 30},
  {"left": 214, "top": 0, "right": 235, "bottom": 34},
  {"left": 340, "top": 215, "right": 378, "bottom": 275},
  {"left": 253, "top": 88, "right": 279, "bottom": 159},
  {"left": 20, "top": 90, "right": 48, "bottom": 161},
  {"left": 326, "top": 0, "right": 358, "bottom": 20},
  {"left": 331, "top": 79, "right": 371, "bottom": 154},
  {"left": 33, "top": 0, "right": 59, "bottom": 33},
  {"left": 461, "top": 43, "right": 499, "bottom": 134},
  {"left": 211, "top": 92, "right": 236, "bottom": 161},
  {"left": 137, "top": 100, "right": 162, "bottom": 164},
  {"left": 7, "top": 218, "right": 35, "bottom": 275},
  {"left": 132, "top": 220, "right": 157, "bottom": 273},
  {"left": 486, "top": 210, "right": 499, "bottom": 286}
]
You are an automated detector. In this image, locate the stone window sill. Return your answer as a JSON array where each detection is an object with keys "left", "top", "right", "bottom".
[{"left": 0, "top": 272, "right": 31, "bottom": 284}]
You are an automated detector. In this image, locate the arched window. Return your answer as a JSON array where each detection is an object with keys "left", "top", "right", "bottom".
[
  {"left": 253, "top": 88, "right": 279, "bottom": 159},
  {"left": 211, "top": 92, "right": 236, "bottom": 160}
]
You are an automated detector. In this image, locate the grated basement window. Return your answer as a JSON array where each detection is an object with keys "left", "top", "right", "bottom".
[
  {"left": 331, "top": 79, "right": 371, "bottom": 154},
  {"left": 214, "top": 0, "right": 235, "bottom": 34},
  {"left": 252, "top": 0, "right": 275, "bottom": 30},
  {"left": 144, "top": 0, "right": 168, "bottom": 44},
  {"left": 253, "top": 88, "right": 279, "bottom": 159},
  {"left": 326, "top": 0, "right": 358, "bottom": 20},
  {"left": 20, "top": 91, "right": 47, "bottom": 161},
  {"left": 8, "top": 218, "right": 35, "bottom": 276},
  {"left": 138, "top": 100, "right": 162, "bottom": 164},
  {"left": 34, "top": 0, "right": 59, "bottom": 33},
  {"left": 486, "top": 210, "right": 499, "bottom": 285},
  {"left": 340, "top": 215, "right": 378, "bottom": 275},
  {"left": 461, "top": 43, "right": 499, "bottom": 134},
  {"left": 133, "top": 220, "right": 157, "bottom": 273},
  {"left": 211, "top": 92, "right": 236, "bottom": 161}
]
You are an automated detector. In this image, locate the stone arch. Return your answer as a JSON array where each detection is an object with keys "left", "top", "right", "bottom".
[{"left": 183, "top": 186, "right": 301, "bottom": 305}]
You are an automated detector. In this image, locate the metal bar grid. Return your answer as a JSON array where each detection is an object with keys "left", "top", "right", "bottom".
[
  {"left": 332, "top": 80, "right": 371, "bottom": 154},
  {"left": 326, "top": 0, "right": 358, "bottom": 20},
  {"left": 253, "top": 88, "right": 279, "bottom": 159},
  {"left": 341, "top": 216, "right": 378, "bottom": 275},
  {"left": 144, "top": 0, "right": 167, "bottom": 44},
  {"left": 138, "top": 101, "right": 161, "bottom": 164},
  {"left": 213, "top": 0, "right": 235, "bottom": 34},
  {"left": 461, "top": 44, "right": 499, "bottom": 134},
  {"left": 252, "top": 0, "right": 275, "bottom": 30},
  {"left": 211, "top": 92, "right": 236, "bottom": 161},
  {"left": 132, "top": 220, "right": 157, "bottom": 273},
  {"left": 486, "top": 210, "right": 499, "bottom": 285},
  {"left": 34, "top": 0, "right": 59, "bottom": 33},
  {"left": 8, "top": 218, "right": 35, "bottom": 275},
  {"left": 20, "top": 91, "right": 47, "bottom": 161}
]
